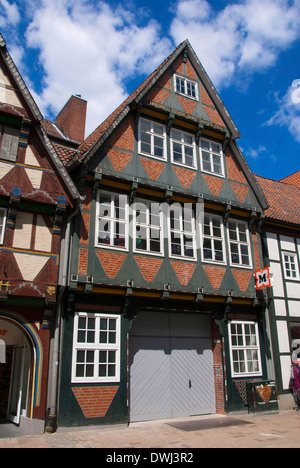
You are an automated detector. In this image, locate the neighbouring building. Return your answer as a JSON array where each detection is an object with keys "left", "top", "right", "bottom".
[
  {"left": 55, "top": 40, "right": 274, "bottom": 429},
  {"left": 256, "top": 172, "right": 300, "bottom": 410},
  {"left": 0, "top": 34, "right": 82, "bottom": 433}
]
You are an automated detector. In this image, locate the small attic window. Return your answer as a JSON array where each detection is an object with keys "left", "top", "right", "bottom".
[
  {"left": 0, "top": 125, "right": 19, "bottom": 162},
  {"left": 175, "top": 75, "right": 198, "bottom": 101}
]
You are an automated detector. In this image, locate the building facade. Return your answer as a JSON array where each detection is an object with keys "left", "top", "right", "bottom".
[
  {"left": 56, "top": 41, "right": 273, "bottom": 428},
  {"left": 256, "top": 173, "right": 300, "bottom": 410},
  {"left": 0, "top": 34, "right": 81, "bottom": 433}
]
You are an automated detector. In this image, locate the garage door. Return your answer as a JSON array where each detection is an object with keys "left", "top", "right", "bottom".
[{"left": 129, "top": 311, "right": 216, "bottom": 422}]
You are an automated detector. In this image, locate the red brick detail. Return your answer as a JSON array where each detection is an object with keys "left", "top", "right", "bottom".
[
  {"left": 108, "top": 149, "right": 132, "bottom": 173},
  {"left": 230, "top": 182, "right": 249, "bottom": 204},
  {"left": 146, "top": 86, "right": 171, "bottom": 105},
  {"left": 173, "top": 166, "right": 196, "bottom": 189},
  {"left": 96, "top": 251, "right": 127, "bottom": 279},
  {"left": 173, "top": 55, "right": 184, "bottom": 74},
  {"left": 176, "top": 95, "right": 198, "bottom": 115},
  {"left": 203, "top": 265, "right": 226, "bottom": 290},
  {"left": 171, "top": 262, "right": 196, "bottom": 286},
  {"left": 78, "top": 249, "right": 88, "bottom": 275},
  {"left": 253, "top": 244, "right": 261, "bottom": 270},
  {"left": 140, "top": 157, "right": 166, "bottom": 181},
  {"left": 203, "top": 174, "right": 224, "bottom": 197},
  {"left": 72, "top": 386, "right": 119, "bottom": 419},
  {"left": 106, "top": 115, "right": 134, "bottom": 152},
  {"left": 156, "top": 69, "right": 172, "bottom": 90},
  {"left": 232, "top": 270, "right": 253, "bottom": 292},
  {"left": 186, "top": 58, "right": 197, "bottom": 80},
  {"left": 203, "top": 105, "right": 226, "bottom": 128},
  {"left": 134, "top": 256, "right": 163, "bottom": 282},
  {"left": 226, "top": 151, "right": 248, "bottom": 184},
  {"left": 200, "top": 82, "right": 214, "bottom": 107},
  {"left": 80, "top": 212, "right": 90, "bottom": 245},
  {"left": 211, "top": 320, "right": 225, "bottom": 415}
]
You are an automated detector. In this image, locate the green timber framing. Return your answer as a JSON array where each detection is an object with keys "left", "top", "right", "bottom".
[{"left": 58, "top": 40, "right": 272, "bottom": 428}]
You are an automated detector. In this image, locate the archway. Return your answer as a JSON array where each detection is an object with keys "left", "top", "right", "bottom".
[{"left": 0, "top": 312, "right": 43, "bottom": 426}]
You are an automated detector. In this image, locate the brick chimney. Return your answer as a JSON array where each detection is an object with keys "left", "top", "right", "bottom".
[{"left": 55, "top": 95, "right": 87, "bottom": 143}]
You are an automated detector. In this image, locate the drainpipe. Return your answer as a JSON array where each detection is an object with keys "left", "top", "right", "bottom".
[{"left": 46, "top": 198, "right": 82, "bottom": 433}]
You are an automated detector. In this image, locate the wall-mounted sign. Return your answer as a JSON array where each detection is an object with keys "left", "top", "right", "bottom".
[{"left": 255, "top": 267, "right": 271, "bottom": 290}]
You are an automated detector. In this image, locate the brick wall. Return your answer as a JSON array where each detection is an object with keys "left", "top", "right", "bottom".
[
  {"left": 211, "top": 320, "right": 226, "bottom": 414},
  {"left": 72, "top": 386, "right": 119, "bottom": 419}
]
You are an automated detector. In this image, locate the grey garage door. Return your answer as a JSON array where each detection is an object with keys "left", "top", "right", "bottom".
[{"left": 129, "top": 311, "right": 216, "bottom": 422}]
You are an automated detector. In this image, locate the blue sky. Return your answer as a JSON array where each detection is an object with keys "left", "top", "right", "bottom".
[{"left": 1, "top": 0, "right": 300, "bottom": 181}]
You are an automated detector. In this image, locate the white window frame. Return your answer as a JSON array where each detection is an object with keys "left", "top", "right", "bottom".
[
  {"left": 132, "top": 199, "right": 164, "bottom": 256},
  {"left": 228, "top": 321, "right": 262, "bottom": 378},
  {"left": 138, "top": 118, "right": 167, "bottom": 161},
  {"left": 72, "top": 312, "right": 121, "bottom": 384},
  {"left": 200, "top": 138, "right": 224, "bottom": 177},
  {"left": 201, "top": 213, "right": 226, "bottom": 265},
  {"left": 174, "top": 75, "right": 198, "bottom": 101},
  {"left": 0, "top": 208, "right": 7, "bottom": 245},
  {"left": 282, "top": 252, "right": 300, "bottom": 280},
  {"left": 171, "top": 128, "right": 196, "bottom": 169},
  {"left": 228, "top": 219, "right": 252, "bottom": 269},
  {"left": 168, "top": 203, "right": 196, "bottom": 261},
  {"left": 95, "top": 190, "right": 129, "bottom": 251}
]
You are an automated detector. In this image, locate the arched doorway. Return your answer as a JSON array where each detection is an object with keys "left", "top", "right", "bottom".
[{"left": 0, "top": 318, "right": 32, "bottom": 425}]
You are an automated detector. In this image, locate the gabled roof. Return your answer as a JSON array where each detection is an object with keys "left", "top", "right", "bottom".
[
  {"left": 280, "top": 170, "right": 300, "bottom": 189},
  {"left": 0, "top": 32, "right": 81, "bottom": 202},
  {"left": 255, "top": 174, "right": 300, "bottom": 226},
  {"left": 72, "top": 39, "right": 240, "bottom": 168}
]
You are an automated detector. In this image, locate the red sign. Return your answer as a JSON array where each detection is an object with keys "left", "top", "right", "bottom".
[{"left": 255, "top": 267, "right": 271, "bottom": 289}]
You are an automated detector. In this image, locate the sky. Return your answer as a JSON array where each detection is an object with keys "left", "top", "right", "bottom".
[{"left": 0, "top": 0, "right": 300, "bottom": 181}]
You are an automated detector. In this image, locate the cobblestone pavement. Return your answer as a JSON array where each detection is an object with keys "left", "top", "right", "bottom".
[{"left": 0, "top": 410, "right": 300, "bottom": 449}]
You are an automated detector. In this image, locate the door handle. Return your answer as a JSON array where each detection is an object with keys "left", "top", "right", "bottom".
[{"left": 189, "top": 379, "right": 192, "bottom": 389}]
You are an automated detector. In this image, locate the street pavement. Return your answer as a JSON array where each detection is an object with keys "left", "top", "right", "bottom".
[{"left": 0, "top": 410, "right": 299, "bottom": 448}]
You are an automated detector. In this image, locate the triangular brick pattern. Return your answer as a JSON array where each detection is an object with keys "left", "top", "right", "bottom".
[
  {"left": 134, "top": 256, "right": 163, "bottom": 282},
  {"left": 176, "top": 94, "right": 198, "bottom": 115},
  {"left": 96, "top": 251, "right": 127, "bottom": 279},
  {"left": 139, "top": 157, "right": 166, "bottom": 181},
  {"left": 203, "top": 265, "right": 226, "bottom": 290},
  {"left": 203, "top": 174, "right": 224, "bottom": 197},
  {"left": 146, "top": 86, "right": 171, "bottom": 105},
  {"left": 226, "top": 152, "right": 248, "bottom": 184},
  {"left": 230, "top": 182, "right": 249, "bottom": 204},
  {"left": 173, "top": 166, "right": 196, "bottom": 189},
  {"left": 108, "top": 149, "right": 132, "bottom": 173},
  {"left": 72, "top": 387, "right": 119, "bottom": 419},
  {"left": 171, "top": 262, "right": 196, "bottom": 286},
  {"left": 232, "top": 270, "right": 253, "bottom": 292}
]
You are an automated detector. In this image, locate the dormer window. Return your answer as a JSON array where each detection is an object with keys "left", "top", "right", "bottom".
[
  {"left": 175, "top": 75, "right": 198, "bottom": 100},
  {"left": 0, "top": 125, "right": 19, "bottom": 162}
]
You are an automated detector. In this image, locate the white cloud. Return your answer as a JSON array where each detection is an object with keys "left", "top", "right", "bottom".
[
  {"left": 170, "top": 0, "right": 300, "bottom": 88},
  {"left": 22, "top": 0, "right": 172, "bottom": 135},
  {"left": 265, "top": 84, "right": 300, "bottom": 142},
  {"left": 0, "top": 0, "right": 20, "bottom": 27}
]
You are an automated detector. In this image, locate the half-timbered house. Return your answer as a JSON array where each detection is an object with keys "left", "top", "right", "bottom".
[{"left": 56, "top": 40, "right": 273, "bottom": 428}]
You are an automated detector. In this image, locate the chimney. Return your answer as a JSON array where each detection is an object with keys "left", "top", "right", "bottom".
[{"left": 55, "top": 95, "right": 87, "bottom": 143}]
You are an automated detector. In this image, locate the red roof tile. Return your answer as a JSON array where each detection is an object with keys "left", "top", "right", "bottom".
[
  {"left": 280, "top": 170, "right": 300, "bottom": 189},
  {"left": 255, "top": 175, "right": 300, "bottom": 225}
]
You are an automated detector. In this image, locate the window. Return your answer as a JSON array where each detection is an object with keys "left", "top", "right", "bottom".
[
  {"left": 228, "top": 219, "right": 251, "bottom": 267},
  {"left": 202, "top": 214, "right": 225, "bottom": 263},
  {"left": 169, "top": 203, "right": 196, "bottom": 259},
  {"left": 0, "top": 125, "right": 19, "bottom": 162},
  {"left": 175, "top": 75, "right": 198, "bottom": 100},
  {"left": 282, "top": 252, "right": 299, "bottom": 280},
  {"left": 171, "top": 129, "right": 196, "bottom": 168},
  {"left": 133, "top": 200, "right": 163, "bottom": 255},
  {"left": 139, "top": 118, "right": 166, "bottom": 160},
  {"left": 229, "top": 321, "right": 262, "bottom": 377},
  {"left": 96, "top": 191, "right": 128, "bottom": 250},
  {"left": 0, "top": 208, "right": 6, "bottom": 244},
  {"left": 72, "top": 312, "right": 121, "bottom": 383},
  {"left": 200, "top": 138, "right": 224, "bottom": 176}
]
